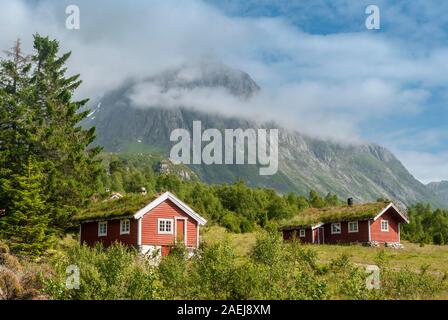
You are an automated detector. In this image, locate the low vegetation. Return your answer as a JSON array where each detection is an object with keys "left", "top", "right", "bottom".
[{"left": 2, "top": 233, "right": 447, "bottom": 300}]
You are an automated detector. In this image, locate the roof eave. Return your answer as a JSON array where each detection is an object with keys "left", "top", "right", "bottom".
[
  {"left": 373, "top": 203, "right": 410, "bottom": 224},
  {"left": 133, "top": 191, "right": 207, "bottom": 225}
]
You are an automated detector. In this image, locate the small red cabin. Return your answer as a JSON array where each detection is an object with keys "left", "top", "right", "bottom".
[
  {"left": 76, "top": 192, "right": 207, "bottom": 258},
  {"left": 281, "top": 201, "right": 409, "bottom": 246}
]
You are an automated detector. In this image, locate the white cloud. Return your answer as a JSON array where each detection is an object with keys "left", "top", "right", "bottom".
[
  {"left": 1, "top": 0, "right": 447, "bottom": 180},
  {"left": 393, "top": 150, "right": 448, "bottom": 184}
]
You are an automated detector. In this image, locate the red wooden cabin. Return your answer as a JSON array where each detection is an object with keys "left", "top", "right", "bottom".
[
  {"left": 77, "top": 192, "right": 207, "bottom": 258},
  {"left": 281, "top": 201, "right": 409, "bottom": 246}
]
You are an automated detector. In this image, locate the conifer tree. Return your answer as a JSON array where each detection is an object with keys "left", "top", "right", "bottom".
[
  {"left": 0, "top": 35, "right": 103, "bottom": 238},
  {"left": 0, "top": 158, "right": 53, "bottom": 256},
  {"left": 0, "top": 39, "right": 32, "bottom": 172},
  {"left": 28, "top": 34, "right": 102, "bottom": 227}
]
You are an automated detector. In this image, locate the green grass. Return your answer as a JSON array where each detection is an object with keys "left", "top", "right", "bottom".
[
  {"left": 74, "top": 194, "right": 158, "bottom": 221},
  {"left": 203, "top": 226, "right": 448, "bottom": 275},
  {"left": 202, "top": 226, "right": 258, "bottom": 258}
]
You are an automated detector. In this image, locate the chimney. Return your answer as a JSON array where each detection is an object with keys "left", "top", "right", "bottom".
[{"left": 347, "top": 197, "right": 354, "bottom": 206}]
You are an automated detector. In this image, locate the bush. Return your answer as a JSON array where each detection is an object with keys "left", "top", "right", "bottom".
[
  {"left": 42, "top": 242, "right": 162, "bottom": 300},
  {"left": 433, "top": 232, "right": 445, "bottom": 245},
  {"left": 239, "top": 218, "right": 254, "bottom": 233},
  {"left": 0, "top": 242, "right": 10, "bottom": 255},
  {"left": 220, "top": 213, "right": 241, "bottom": 233},
  {"left": 190, "top": 243, "right": 238, "bottom": 299},
  {"left": 0, "top": 253, "right": 23, "bottom": 273},
  {"left": 0, "top": 267, "right": 23, "bottom": 300},
  {"left": 34, "top": 232, "right": 448, "bottom": 300},
  {"left": 158, "top": 244, "right": 189, "bottom": 299}
]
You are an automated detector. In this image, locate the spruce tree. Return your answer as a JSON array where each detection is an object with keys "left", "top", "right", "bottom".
[
  {"left": 0, "top": 34, "right": 103, "bottom": 241},
  {"left": 29, "top": 34, "right": 102, "bottom": 228},
  {"left": 0, "top": 158, "right": 53, "bottom": 256},
  {"left": 0, "top": 39, "right": 33, "bottom": 172}
]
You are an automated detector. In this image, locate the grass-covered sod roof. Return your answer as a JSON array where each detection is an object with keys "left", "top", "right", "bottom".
[
  {"left": 279, "top": 201, "right": 390, "bottom": 229},
  {"left": 74, "top": 194, "right": 158, "bottom": 222}
]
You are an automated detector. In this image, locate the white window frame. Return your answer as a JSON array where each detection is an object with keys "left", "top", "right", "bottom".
[
  {"left": 381, "top": 220, "right": 389, "bottom": 232},
  {"left": 98, "top": 221, "right": 107, "bottom": 237},
  {"left": 348, "top": 221, "right": 359, "bottom": 233},
  {"left": 158, "top": 218, "right": 174, "bottom": 235},
  {"left": 120, "top": 219, "right": 130, "bottom": 235},
  {"left": 331, "top": 222, "right": 341, "bottom": 234},
  {"left": 299, "top": 229, "right": 306, "bottom": 238}
]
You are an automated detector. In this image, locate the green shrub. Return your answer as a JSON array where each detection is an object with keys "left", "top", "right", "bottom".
[
  {"left": 158, "top": 244, "right": 189, "bottom": 299},
  {"left": 42, "top": 242, "right": 162, "bottom": 300},
  {"left": 433, "top": 232, "right": 445, "bottom": 245},
  {"left": 190, "top": 242, "right": 238, "bottom": 299},
  {"left": 220, "top": 213, "right": 241, "bottom": 233}
]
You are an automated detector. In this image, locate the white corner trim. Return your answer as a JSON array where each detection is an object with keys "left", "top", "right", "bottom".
[
  {"left": 368, "top": 219, "right": 371, "bottom": 242},
  {"left": 133, "top": 192, "right": 207, "bottom": 225},
  {"left": 373, "top": 203, "right": 409, "bottom": 223},
  {"left": 137, "top": 218, "right": 142, "bottom": 248},
  {"left": 196, "top": 224, "right": 200, "bottom": 248}
]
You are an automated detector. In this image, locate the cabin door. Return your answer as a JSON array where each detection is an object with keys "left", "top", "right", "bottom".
[
  {"left": 318, "top": 227, "right": 325, "bottom": 244},
  {"left": 176, "top": 218, "right": 186, "bottom": 244}
]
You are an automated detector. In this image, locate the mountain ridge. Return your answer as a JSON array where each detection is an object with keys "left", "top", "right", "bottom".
[
  {"left": 83, "top": 62, "right": 446, "bottom": 208},
  {"left": 427, "top": 181, "right": 448, "bottom": 207}
]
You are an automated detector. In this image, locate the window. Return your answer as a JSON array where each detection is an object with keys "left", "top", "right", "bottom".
[
  {"left": 158, "top": 219, "right": 173, "bottom": 234},
  {"left": 348, "top": 221, "right": 359, "bottom": 233},
  {"left": 299, "top": 229, "right": 306, "bottom": 237},
  {"left": 98, "top": 221, "right": 107, "bottom": 237},
  {"left": 331, "top": 222, "right": 341, "bottom": 234},
  {"left": 381, "top": 220, "right": 389, "bottom": 232},
  {"left": 120, "top": 219, "right": 130, "bottom": 235}
]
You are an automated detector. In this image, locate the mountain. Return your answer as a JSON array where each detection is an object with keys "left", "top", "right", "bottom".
[
  {"left": 426, "top": 181, "right": 448, "bottom": 207},
  {"left": 83, "top": 62, "right": 444, "bottom": 208}
]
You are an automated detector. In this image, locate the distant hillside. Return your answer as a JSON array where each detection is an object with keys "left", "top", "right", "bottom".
[
  {"left": 83, "top": 61, "right": 444, "bottom": 208},
  {"left": 427, "top": 181, "right": 448, "bottom": 207}
]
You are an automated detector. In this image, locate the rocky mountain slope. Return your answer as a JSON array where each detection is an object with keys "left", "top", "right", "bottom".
[
  {"left": 427, "top": 181, "right": 448, "bottom": 207},
  {"left": 83, "top": 62, "right": 445, "bottom": 208}
]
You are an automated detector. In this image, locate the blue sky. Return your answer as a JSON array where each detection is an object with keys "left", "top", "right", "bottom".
[
  {"left": 1, "top": 0, "right": 447, "bottom": 183},
  {"left": 209, "top": 0, "right": 448, "bottom": 183}
]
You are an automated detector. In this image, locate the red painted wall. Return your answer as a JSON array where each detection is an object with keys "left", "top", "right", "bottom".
[
  {"left": 80, "top": 218, "right": 138, "bottom": 248},
  {"left": 282, "top": 227, "right": 313, "bottom": 243},
  {"left": 323, "top": 220, "right": 370, "bottom": 244},
  {"left": 141, "top": 199, "right": 198, "bottom": 248},
  {"left": 370, "top": 208, "right": 400, "bottom": 243}
]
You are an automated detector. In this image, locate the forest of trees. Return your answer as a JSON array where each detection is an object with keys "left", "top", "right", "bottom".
[
  {"left": 94, "top": 153, "right": 342, "bottom": 234},
  {"left": 402, "top": 203, "right": 448, "bottom": 245},
  {"left": 1, "top": 35, "right": 448, "bottom": 259}
]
